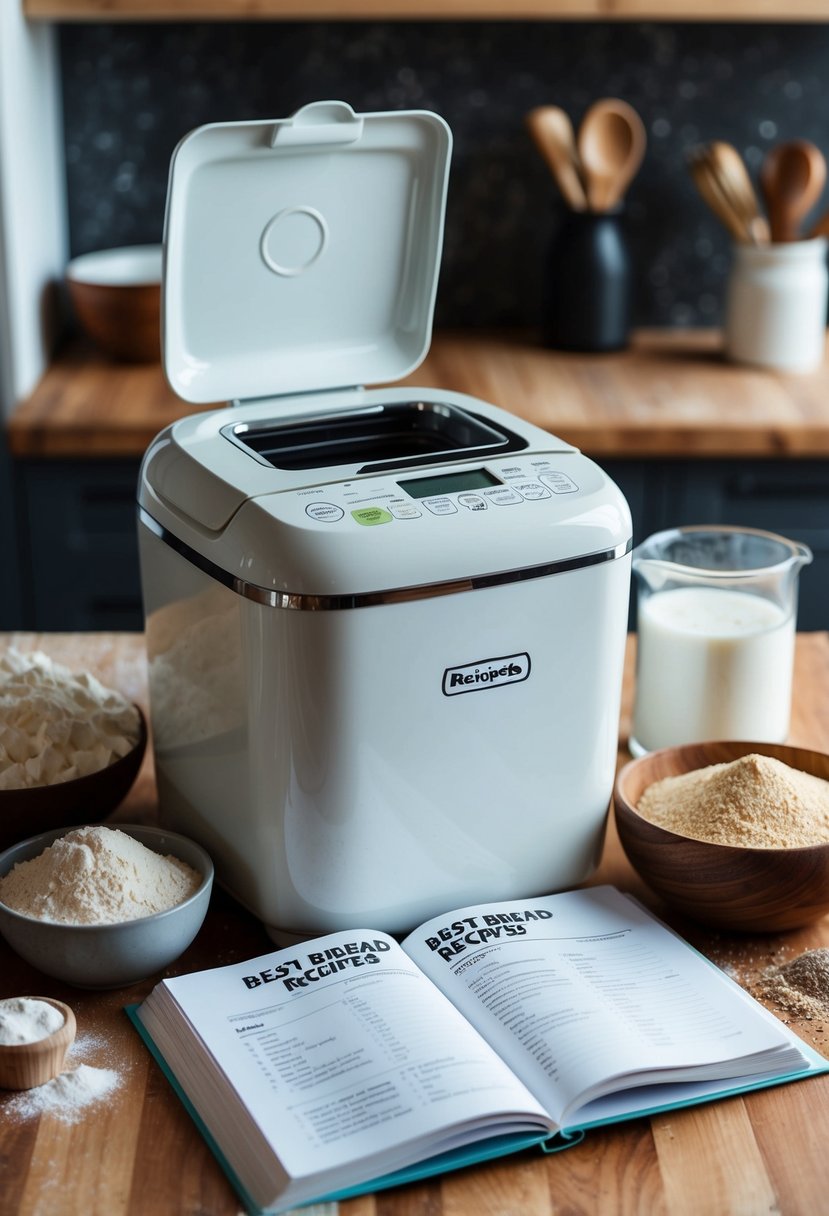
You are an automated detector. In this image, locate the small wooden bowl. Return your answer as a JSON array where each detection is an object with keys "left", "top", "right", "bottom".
[
  {"left": 0, "top": 998, "right": 76, "bottom": 1090},
  {"left": 66, "top": 245, "right": 161, "bottom": 363},
  {"left": 615, "top": 740, "right": 829, "bottom": 932}
]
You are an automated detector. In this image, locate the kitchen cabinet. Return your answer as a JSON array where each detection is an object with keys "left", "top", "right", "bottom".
[
  {"left": 16, "top": 459, "right": 142, "bottom": 630},
  {"left": 663, "top": 460, "right": 829, "bottom": 629},
  {"left": 22, "top": 0, "right": 829, "bottom": 20},
  {"left": 0, "top": 436, "right": 24, "bottom": 628},
  {"left": 8, "top": 330, "right": 829, "bottom": 631}
]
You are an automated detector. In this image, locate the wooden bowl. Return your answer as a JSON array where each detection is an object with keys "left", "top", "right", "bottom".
[
  {"left": 615, "top": 740, "right": 829, "bottom": 932},
  {"left": 66, "top": 245, "right": 161, "bottom": 363},
  {"left": 0, "top": 706, "right": 147, "bottom": 852},
  {"left": 0, "top": 997, "right": 76, "bottom": 1090}
]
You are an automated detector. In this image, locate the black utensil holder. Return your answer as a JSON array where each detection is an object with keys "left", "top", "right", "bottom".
[{"left": 542, "top": 208, "right": 632, "bottom": 352}]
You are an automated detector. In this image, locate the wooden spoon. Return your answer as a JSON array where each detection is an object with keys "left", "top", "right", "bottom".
[
  {"left": 577, "top": 98, "right": 646, "bottom": 212},
  {"left": 688, "top": 149, "right": 752, "bottom": 244},
  {"left": 525, "top": 106, "right": 587, "bottom": 212},
  {"left": 707, "top": 141, "right": 770, "bottom": 245},
  {"left": 761, "top": 140, "right": 827, "bottom": 242}
]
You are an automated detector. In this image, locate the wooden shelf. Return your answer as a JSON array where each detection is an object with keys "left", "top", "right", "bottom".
[
  {"left": 7, "top": 329, "right": 829, "bottom": 460},
  {"left": 23, "top": 0, "right": 829, "bottom": 21}
]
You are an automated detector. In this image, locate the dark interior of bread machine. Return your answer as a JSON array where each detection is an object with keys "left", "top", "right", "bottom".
[{"left": 231, "top": 400, "right": 527, "bottom": 473}]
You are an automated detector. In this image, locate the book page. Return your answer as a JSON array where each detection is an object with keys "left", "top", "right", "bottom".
[
  {"left": 137, "top": 929, "right": 552, "bottom": 1188},
  {"left": 403, "top": 886, "right": 804, "bottom": 1127}
]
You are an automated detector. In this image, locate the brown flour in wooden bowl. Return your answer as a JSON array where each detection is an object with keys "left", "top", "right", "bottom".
[
  {"left": 637, "top": 753, "right": 829, "bottom": 849},
  {"left": 614, "top": 741, "right": 829, "bottom": 931}
]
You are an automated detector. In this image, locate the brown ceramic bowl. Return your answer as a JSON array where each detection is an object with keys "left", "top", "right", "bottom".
[
  {"left": 66, "top": 245, "right": 162, "bottom": 362},
  {"left": 615, "top": 740, "right": 829, "bottom": 932},
  {"left": 0, "top": 706, "right": 147, "bottom": 852}
]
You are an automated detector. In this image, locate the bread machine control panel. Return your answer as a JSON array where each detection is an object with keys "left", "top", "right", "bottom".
[{"left": 296, "top": 457, "right": 581, "bottom": 527}]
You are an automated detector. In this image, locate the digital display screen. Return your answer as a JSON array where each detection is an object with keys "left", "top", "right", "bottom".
[{"left": 400, "top": 469, "right": 501, "bottom": 500}]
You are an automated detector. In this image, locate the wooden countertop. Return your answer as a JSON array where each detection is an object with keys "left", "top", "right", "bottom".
[
  {"left": 8, "top": 329, "right": 829, "bottom": 461},
  {"left": 2, "top": 630, "right": 829, "bottom": 1215}
]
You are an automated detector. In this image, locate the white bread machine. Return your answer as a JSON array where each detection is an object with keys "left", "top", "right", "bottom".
[{"left": 137, "top": 102, "right": 632, "bottom": 942}]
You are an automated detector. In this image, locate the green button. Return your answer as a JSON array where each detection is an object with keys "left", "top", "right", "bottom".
[{"left": 351, "top": 507, "right": 393, "bottom": 526}]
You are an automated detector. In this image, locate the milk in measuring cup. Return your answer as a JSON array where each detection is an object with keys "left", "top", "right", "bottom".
[{"left": 631, "top": 585, "right": 795, "bottom": 754}]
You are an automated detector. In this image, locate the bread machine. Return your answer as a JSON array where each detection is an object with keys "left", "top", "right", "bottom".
[{"left": 137, "top": 101, "right": 632, "bottom": 942}]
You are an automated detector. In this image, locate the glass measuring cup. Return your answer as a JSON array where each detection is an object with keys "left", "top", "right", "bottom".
[{"left": 630, "top": 525, "right": 812, "bottom": 756}]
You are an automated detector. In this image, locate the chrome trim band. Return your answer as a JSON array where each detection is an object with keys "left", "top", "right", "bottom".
[{"left": 139, "top": 507, "right": 632, "bottom": 612}]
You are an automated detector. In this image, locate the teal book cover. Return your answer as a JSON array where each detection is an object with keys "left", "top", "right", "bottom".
[{"left": 124, "top": 887, "right": 829, "bottom": 1214}]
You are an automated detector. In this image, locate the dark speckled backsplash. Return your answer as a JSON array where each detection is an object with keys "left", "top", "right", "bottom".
[{"left": 59, "top": 21, "right": 829, "bottom": 329}]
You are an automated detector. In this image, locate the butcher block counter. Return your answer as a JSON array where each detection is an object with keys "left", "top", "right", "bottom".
[
  {"left": 7, "top": 329, "right": 829, "bottom": 460},
  {"left": 1, "top": 630, "right": 829, "bottom": 1216}
]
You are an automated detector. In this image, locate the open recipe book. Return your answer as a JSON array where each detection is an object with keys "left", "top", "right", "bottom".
[{"left": 127, "top": 885, "right": 828, "bottom": 1215}]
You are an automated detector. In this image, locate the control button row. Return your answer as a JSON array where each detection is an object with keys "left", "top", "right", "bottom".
[
  {"left": 305, "top": 472, "right": 578, "bottom": 525},
  {"left": 493, "top": 471, "right": 580, "bottom": 498}
]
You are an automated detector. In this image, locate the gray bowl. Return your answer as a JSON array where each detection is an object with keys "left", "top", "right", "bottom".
[{"left": 0, "top": 824, "right": 213, "bottom": 989}]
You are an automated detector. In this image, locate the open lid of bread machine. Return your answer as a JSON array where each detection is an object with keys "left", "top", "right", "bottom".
[{"left": 162, "top": 101, "right": 452, "bottom": 406}]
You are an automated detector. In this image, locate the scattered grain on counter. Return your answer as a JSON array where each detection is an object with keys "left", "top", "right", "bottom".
[
  {"left": 637, "top": 753, "right": 829, "bottom": 848},
  {"left": 755, "top": 949, "right": 829, "bottom": 1021},
  {"left": 0, "top": 825, "right": 201, "bottom": 925}
]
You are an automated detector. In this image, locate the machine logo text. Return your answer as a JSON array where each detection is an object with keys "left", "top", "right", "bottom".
[{"left": 442, "top": 652, "right": 531, "bottom": 696}]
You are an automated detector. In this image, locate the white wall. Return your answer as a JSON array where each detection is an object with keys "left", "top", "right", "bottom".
[{"left": 0, "top": 5, "right": 67, "bottom": 420}]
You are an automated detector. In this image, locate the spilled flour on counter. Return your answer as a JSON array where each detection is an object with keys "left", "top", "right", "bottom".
[
  {"left": 2, "top": 1029, "right": 126, "bottom": 1124},
  {"left": 6, "top": 1064, "right": 121, "bottom": 1124},
  {"left": 0, "top": 825, "right": 201, "bottom": 925}
]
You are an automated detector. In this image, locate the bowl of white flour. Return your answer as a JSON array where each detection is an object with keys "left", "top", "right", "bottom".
[
  {"left": 0, "top": 824, "right": 213, "bottom": 987},
  {"left": 0, "top": 648, "right": 148, "bottom": 851}
]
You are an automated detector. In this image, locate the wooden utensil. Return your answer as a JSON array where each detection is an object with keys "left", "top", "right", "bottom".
[
  {"left": 687, "top": 147, "right": 752, "bottom": 243},
  {"left": 615, "top": 740, "right": 829, "bottom": 932},
  {"left": 707, "top": 141, "right": 770, "bottom": 245},
  {"left": 761, "top": 140, "right": 827, "bottom": 243},
  {"left": 577, "top": 98, "right": 646, "bottom": 212},
  {"left": 0, "top": 998, "right": 76, "bottom": 1090},
  {"left": 525, "top": 105, "right": 587, "bottom": 212}
]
